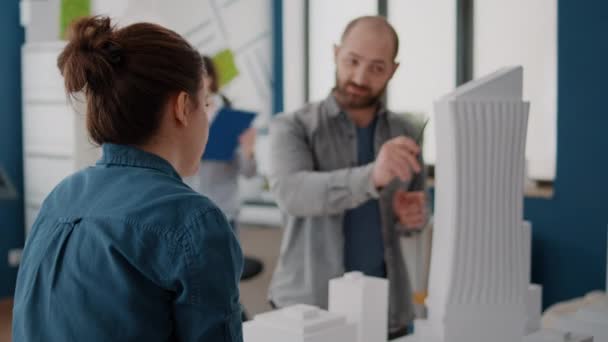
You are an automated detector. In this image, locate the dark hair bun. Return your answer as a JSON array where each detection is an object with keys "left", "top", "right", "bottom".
[
  {"left": 58, "top": 16, "right": 121, "bottom": 94},
  {"left": 56, "top": 15, "right": 203, "bottom": 146}
]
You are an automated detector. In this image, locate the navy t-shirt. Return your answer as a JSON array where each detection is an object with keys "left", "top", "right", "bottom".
[{"left": 343, "top": 116, "right": 386, "bottom": 278}]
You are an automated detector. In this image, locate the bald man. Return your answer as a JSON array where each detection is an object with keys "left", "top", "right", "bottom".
[{"left": 268, "top": 16, "right": 428, "bottom": 338}]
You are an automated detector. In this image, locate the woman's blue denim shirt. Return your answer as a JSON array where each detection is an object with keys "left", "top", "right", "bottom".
[{"left": 12, "top": 143, "right": 243, "bottom": 341}]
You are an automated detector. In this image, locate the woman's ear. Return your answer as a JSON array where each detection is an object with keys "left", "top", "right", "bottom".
[{"left": 172, "top": 91, "right": 191, "bottom": 126}]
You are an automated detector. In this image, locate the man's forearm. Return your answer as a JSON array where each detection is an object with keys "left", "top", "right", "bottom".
[{"left": 269, "top": 163, "right": 379, "bottom": 217}]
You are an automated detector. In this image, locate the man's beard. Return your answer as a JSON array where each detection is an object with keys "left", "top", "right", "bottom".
[{"left": 333, "top": 78, "right": 386, "bottom": 110}]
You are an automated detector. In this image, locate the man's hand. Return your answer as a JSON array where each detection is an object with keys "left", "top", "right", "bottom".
[
  {"left": 372, "top": 136, "right": 421, "bottom": 188},
  {"left": 393, "top": 190, "right": 427, "bottom": 230},
  {"left": 239, "top": 127, "right": 256, "bottom": 160}
]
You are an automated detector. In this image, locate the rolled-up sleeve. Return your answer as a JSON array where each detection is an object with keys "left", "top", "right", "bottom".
[{"left": 268, "top": 114, "right": 378, "bottom": 217}]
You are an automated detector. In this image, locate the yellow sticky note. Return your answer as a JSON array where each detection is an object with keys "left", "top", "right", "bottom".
[
  {"left": 60, "top": 0, "right": 91, "bottom": 40},
  {"left": 212, "top": 49, "right": 239, "bottom": 88}
]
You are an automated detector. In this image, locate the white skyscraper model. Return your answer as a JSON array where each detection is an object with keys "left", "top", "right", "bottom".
[
  {"left": 415, "top": 66, "right": 530, "bottom": 342},
  {"left": 406, "top": 66, "right": 592, "bottom": 342}
]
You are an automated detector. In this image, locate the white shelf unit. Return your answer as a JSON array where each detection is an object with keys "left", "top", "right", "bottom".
[{"left": 22, "top": 41, "right": 101, "bottom": 236}]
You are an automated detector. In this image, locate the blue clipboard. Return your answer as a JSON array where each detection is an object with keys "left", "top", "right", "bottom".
[{"left": 202, "top": 107, "right": 256, "bottom": 161}]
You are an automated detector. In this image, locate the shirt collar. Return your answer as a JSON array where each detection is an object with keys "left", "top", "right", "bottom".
[
  {"left": 324, "top": 92, "right": 389, "bottom": 119},
  {"left": 97, "top": 143, "right": 182, "bottom": 180}
]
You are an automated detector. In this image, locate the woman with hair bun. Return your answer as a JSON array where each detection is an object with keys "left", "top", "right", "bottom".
[{"left": 12, "top": 16, "right": 243, "bottom": 342}]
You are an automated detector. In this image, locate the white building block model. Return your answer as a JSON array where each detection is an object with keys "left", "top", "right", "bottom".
[
  {"left": 328, "top": 271, "right": 389, "bottom": 342},
  {"left": 243, "top": 304, "right": 356, "bottom": 342},
  {"left": 521, "top": 221, "right": 546, "bottom": 335},
  {"left": 523, "top": 330, "right": 593, "bottom": 342},
  {"left": 527, "top": 284, "right": 543, "bottom": 334},
  {"left": 550, "top": 298, "right": 608, "bottom": 342}
]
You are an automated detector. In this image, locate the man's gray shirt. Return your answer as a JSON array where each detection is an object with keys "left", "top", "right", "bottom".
[{"left": 267, "top": 94, "right": 426, "bottom": 332}]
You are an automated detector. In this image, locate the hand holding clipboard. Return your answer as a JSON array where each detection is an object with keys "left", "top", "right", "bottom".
[{"left": 202, "top": 108, "right": 256, "bottom": 161}]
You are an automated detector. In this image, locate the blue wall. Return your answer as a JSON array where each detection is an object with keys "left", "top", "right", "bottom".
[
  {"left": 525, "top": 0, "right": 608, "bottom": 308},
  {"left": 0, "top": 0, "right": 25, "bottom": 299}
]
